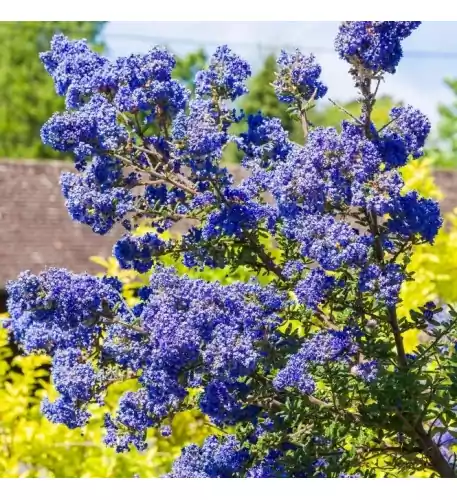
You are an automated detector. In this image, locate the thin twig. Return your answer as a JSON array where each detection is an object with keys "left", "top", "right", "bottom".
[{"left": 328, "top": 98, "right": 364, "bottom": 125}]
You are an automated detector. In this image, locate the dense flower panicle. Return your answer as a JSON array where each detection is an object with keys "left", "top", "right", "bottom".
[
  {"left": 273, "top": 353, "right": 316, "bottom": 394},
  {"left": 195, "top": 45, "right": 251, "bottom": 100},
  {"left": 103, "top": 413, "right": 148, "bottom": 453},
  {"left": 351, "top": 169, "right": 404, "bottom": 216},
  {"left": 237, "top": 113, "right": 292, "bottom": 165},
  {"left": 60, "top": 169, "right": 133, "bottom": 235},
  {"left": 267, "top": 144, "right": 327, "bottom": 217},
  {"left": 173, "top": 99, "right": 228, "bottom": 159},
  {"left": 388, "top": 191, "right": 442, "bottom": 243},
  {"left": 6, "top": 268, "right": 122, "bottom": 354},
  {"left": 52, "top": 348, "right": 96, "bottom": 402},
  {"left": 165, "top": 436, "right": 249, "bottom": 478},
  {"left": 381, "top": 106, "right": 431, "bottom": 164},
  {"left": 115, "top": 48, "right": 177, "bottom": 88},
  {"left": 335, "top": 22, "right": 421, "bottom": 73},
  {"left": 138, "top": 367, "right": 187, "bottom": 420},
  {"left": 285, "top": 214, "right": 372, "bottom": 271},
  {"left": 41, "top": 396, "right": 91, "bottom": 429},
  {"left": 199, "top": 380, "right": 258, "bottom": 425},
  {"left": 282, "top": 260, "right": 306, "bottom": 279},
  {"left": 359, "top": 264, "right": 404, "bottom": 307},
  {"left": 41, "top": 34, "right": 186, "bottom": 115},
  {"left": 274, "top": 328, "right": 358, "bottom": 395},
  {"left": 266, "top": 123, "right": 386, "bottom": 220},
  {"left": 377, "top": 132, "right": 410, "bottom": 168},
  {"left": 100, "top": 268, "right": 285, "bottom": 441},
  {"left": 295, "top": 268, "right": 335, "bottom": 311},
  {"left": 41, "top": 94, "right": 128, "bottom": 160},
  {"left": 274, "top": 50, "right": 327, "bottom": 103},
  {"left": 40, "top": 34, "right": 109, "bottom": 108},
  {"left": 113, "top": 233, "right": 166, "bottom": 273},
  {"left": 114, "top": 78, "right": 189, "bottom": 119},
  {"left": 200, "top": 187, "right": 278, "bottom": 240},
  {"left": 377, "top": 264, "right": 405, "bottom": 308}
]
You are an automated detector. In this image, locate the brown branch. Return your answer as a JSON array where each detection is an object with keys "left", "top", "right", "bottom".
[{"left": 113, "top": 153, "right": 197, "bottom": 196}]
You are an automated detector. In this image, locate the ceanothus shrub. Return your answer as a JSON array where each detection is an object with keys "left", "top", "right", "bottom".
[{"left": 5, "top": 22, "right": 457, "bottom": 478}]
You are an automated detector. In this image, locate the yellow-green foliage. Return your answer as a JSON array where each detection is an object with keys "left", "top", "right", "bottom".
[
  {"left": 0, "top": 285, "right": 212, "bottom": 478},
  {"left": 398, "top": 159, "right": 457, "bottom": 352}
]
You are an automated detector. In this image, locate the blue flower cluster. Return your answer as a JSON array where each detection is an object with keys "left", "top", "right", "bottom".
[
  {"left": 335, "top": 22, "right": 421, "bottom": 74},
  {"left": 274, "top": 328, "right": 358, "bottom": 395},
  {"left": 7, "top": 266, "right": 286, "bottom": 445},
  {"left": 60, "top": 156, "right": 134, "bottom": 234},
  {"left": 41, "top": 33, "right": 188, "bottom": 117},
  {"left": 39, "top": 34, "right": 194, "bottom": 243},
  {"left": 295, "top": 268, "right": 335, "bottom": 311},
  {"left": 6, "top": 268, "right": 123, "bottom": 354},
  {"left": 274, "top": 50, "right": 327, "bottom": 104},
  {"left": 387, "top": 191, "right": 442, "bottom": 243},
  {"left": 165, "top": 436, "right": 249, "bottom": 478},
  {"left": 104, "top": 268, "right": 285, "bottom": 447},
  {"left": 359, "top": 263, "right": 404, "bottom": 307},
  {"left": 288, "top": 214, "right": 373, "bottom": 271},
  {"left": 381, "top": 106, "right": 431, "bottom": 162},
  {"left": 166, "top": 436, "right": 292, "bottom": 478},
  {"left": 195, "top": 45, "right": 251, "bottom": 100},
  {"left": 237, "top": 113, "right": 292, "bottom": 166},
  {"left": 199, "top": 381, "right": 259, "bottom": 425},
  {"left": 113, "top": 233, "right": 167, "bottom": 272}
]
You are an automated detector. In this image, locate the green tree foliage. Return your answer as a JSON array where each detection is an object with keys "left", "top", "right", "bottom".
[
  {"left": 429, "top": 78, "right": 457, "bottom": 168},
  {"left": 172, "top": 49, "right": 207, "bottom": 94},
  {"left": 0, "top": 22, "right": 105, "bottom": 159}
]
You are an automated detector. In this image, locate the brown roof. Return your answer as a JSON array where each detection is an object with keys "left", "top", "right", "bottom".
[
  {"left": 0, "top": 158, "right": 123, "bottom": 287},
  {"left": 432, "top": 170, "right": 457, "bottom": 216},
  {"left": 1, "top": 159, "right": 457, "bottom": 289}
]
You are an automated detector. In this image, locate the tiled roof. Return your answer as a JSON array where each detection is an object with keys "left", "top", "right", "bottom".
[{"left": 0, "top": 158, "right": 123, "bottom": 287}]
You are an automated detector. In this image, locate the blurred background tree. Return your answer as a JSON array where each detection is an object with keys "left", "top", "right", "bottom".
[
  {"left": 0, "top": 22, "right": 106, "bottom": 159},
  {"left": 429, "top": 78, "right": 457, "bottom": 168},
  {"left": 172, "top": 48, "right": 207, "bottom": 94}
]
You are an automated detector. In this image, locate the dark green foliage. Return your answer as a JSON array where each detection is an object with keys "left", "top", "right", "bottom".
[{"left": 0, "top": 22, "right": 105, "bottom": 159}]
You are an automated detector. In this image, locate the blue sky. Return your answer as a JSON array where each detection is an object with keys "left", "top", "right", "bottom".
[{"left": 104, "top": 21, "right": 457, "bottom": 128}]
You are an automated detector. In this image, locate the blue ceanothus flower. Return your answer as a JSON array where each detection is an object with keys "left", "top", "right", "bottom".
[
  {"left": 335, "top": 22, "right": 421, "bottom": 74},
  {"left": 7, "top": 21, "right": 455, "bottom": 478},
  {"left": 274, "top": 49, "right": 327, "bottom": 103}
]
